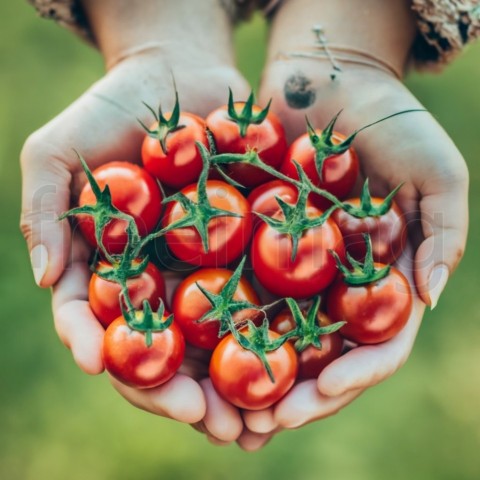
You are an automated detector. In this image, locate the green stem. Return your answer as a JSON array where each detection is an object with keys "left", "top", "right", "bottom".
[
  {"left": 227, "top": 89, "right": 272, "bottom": 138},
  {"left": 330, "top": 233, "right": 391, "bottom": 286},
  {"left": 341, "top": 179, "right": 404, "bottom": 218},
  {"left": 138, "top": 90, "right": 185, "bottom": 155}
]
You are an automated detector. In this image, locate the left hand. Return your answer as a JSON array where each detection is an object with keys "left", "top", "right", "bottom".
[{"left": 241, "top": 49, "right": 467, "bottom": 435}]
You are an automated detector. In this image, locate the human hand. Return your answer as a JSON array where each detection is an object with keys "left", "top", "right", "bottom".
[
  {"left": 240, "top": 8, "right": 468, "bottom": 433},
  {"left": 19, "top": 0, "right": 264, "bottom": 429}
]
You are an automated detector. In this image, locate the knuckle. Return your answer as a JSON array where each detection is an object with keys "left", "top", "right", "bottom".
[
  {"left": 435, "top": 161, "right": 469, "bottom": 189},
  {"left": 19, "top": 211, "right": 32, "bottom": 241},
  {"left": 453, "top": 244, "right": 466, "bottom": 265},
  {"left": 450, "top": 166, "right": 469, "bottom": 189},
  {"left": 20, "top": 130, "right": 46, "bottom": 170},
  {"left": 455, "top": 161, "right": 469, "bottom": 186},
  {"left": 19, "top": 208, "right": 58, "bottom": 243}
]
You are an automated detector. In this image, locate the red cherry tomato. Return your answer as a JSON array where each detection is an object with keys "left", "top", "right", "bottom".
[
  {"left": 89, "top": 260, "right": 166, "bottom": 329},
  {"left": 206, "top": 103, "right": 287, "bottom": 187},
  {"left": 270, "top": 309, "right": 343, "bottom": 380},
  {"left": 141, "top": 113, "right": 208, "bottom": 189},
  {"left": 332, "top": 198, "right": 407, "bottom": 264},
  {"left": 209, "top": 329, "right": 298, "bottom": 410},
  {"left": 78, "top": 162, "right": 162, "bottom": 254},
  {"left": 251, "top": 206, "right": 345, "bottom": 298},
  {"left": 162, "top": 180, "right": 252, "bottom": 267},
  {"left": 327, "top": 265, "right": 412, "bottom": 344},
  {"left": 103, "top": 315, "right": 185, "bottom": 389},
  {"left": 247, "top": 180, "right": 301, "bottom": 230},
  {"left": 172, "top": 268, "right": 261, "bottom": 350},
  {"left": 282, "top": 131, "right": 359, "bottom": 209}
]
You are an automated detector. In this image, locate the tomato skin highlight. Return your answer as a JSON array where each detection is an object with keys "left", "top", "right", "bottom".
[
  {"left": 270, "top": 309, "right": 343, "bottom": 380},
  {"left": 78, "top": 162, "right": 162, "bottom": 254},
  {"left": 89, "top": 260, "right": 166, "bottom": 329},
  {"left": 251, "top": 207, "right": 345, "bottom": 298},
  {"left": 141, "top": 113, "right": 208, "bottom": 189},
  {"left": 172, "top": 268, "right": 261, "bottom": 350},
  {"left": 332, "top": 198, "right": 407, "bottom": 264},
  {"left": 206, "top": 103, "right": 287, "bottom": 187},
  {"left": 282, "top": 131, "right": 359, "bottom": 209},
  {"left": 162, "top": 180, "right": 252, "bottom": 267},
  {"left": 103, "top": 316, "right": 185, "bottom": 389},
  {"left": 209, "top": 330, "right": 298, "bottom": 410},
  {"left": 327, "top": 265, "right": 412, "bottom": 344}
]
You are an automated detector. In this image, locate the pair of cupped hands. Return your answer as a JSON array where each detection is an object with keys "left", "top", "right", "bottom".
[{"left": 20, "top": 51, "right": 468, "bottom": 450}]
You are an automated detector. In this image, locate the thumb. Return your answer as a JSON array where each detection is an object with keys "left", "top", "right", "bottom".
[
  {"left": 20, "top": 134, "right": 73, "bottom": 287},
  {"left": 414, "top": 170, "right": 469, "bottom": 308}
]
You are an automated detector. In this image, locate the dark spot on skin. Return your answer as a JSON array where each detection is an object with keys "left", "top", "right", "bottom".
[{"left": 284, "top": 73, "right": 316, "bottom": 109}]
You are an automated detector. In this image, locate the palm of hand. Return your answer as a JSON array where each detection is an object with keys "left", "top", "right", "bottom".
[
  {"left": 21, "top": 57, "right": 251, "bottom": 427},
  {"left": 25, "top": 54, "right": 468, "bottom": 449},
  {"left": 236, "top": 63, "right": 467, "bottom": 434}
]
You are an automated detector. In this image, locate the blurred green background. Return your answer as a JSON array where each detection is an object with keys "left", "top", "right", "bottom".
[{"left": 1, "top": 3, "right": 479, "bottom": 480}]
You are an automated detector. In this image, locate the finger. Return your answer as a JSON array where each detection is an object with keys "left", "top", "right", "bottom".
[
  {"left": 19, "top": 73, "right": 154, "bottom": 288},
  {"left": 317, "top": 306, "right": 422, "bottom": 397},
  {"left": 200, "top": 378, "right": 243, "bottom": 442},
  {"left": 190, "top": 421, "right": 208, "bottom": 434},
  {"left": 236, "top": 429, "right": 275, "bottom": 452},
  {"left": 414, "top": 170, "right": 468, "bottom": 308},
  {"left": 191, "top": 420, "right": 236, "bottom": 447},
  {"left": 110, "top": 374, "right": 206, "bottom": 424},
  {"left": 206, "top": 435, "right": 233, "bottom": 447},
  {"left": 51, "top": 234, "right": 104, "bottom": 375},
  {"left": 274, "top": 381, "right": 363, "bottom": 429},
  {"left": 53, "top": 298, "right": 105, "bottom": 375},
  {"left": 20, "top": 137, "right": 73, "bottom": 287},
  {"left": 318, "top": 247, "right": 425, "bottom": 396},
  {"left": 353, "top": 112, "right": 469, "bottom": 309},
  {"left": 242, "top": 408, "right": 278, "bottom": 434}
]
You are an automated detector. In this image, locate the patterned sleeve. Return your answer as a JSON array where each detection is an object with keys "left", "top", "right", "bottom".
[
  {"left": 27, "top": 0, "right": 94, "bottom": 44},
  {"left": 411, "top": 0, "right": 480, "bottom": 69},
  {"left": 28, "top": 0, "right": 480, "bottom": 70}
]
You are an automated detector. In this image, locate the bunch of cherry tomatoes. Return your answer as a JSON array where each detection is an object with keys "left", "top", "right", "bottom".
[{"left": 61, "top": 90, "right": 413, "bottom": 411}]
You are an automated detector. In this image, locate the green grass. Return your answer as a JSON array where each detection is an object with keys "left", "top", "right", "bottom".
[{"left": 1, "top": 3, "right": 480, "bottom": 480}]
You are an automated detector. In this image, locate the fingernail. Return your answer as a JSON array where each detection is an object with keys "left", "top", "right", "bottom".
[
  {"left": 428, "top": 264, "right": 449, "bottom": 310},
  {"left": 30, "top": 244, "right": 48, "bottom": 286}
]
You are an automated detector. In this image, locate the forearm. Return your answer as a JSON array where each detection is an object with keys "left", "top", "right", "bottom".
[
  {"left": 268, "top": 0, "right": 417, "bottom": 77},
  {"left": 80, "top": 0, "right": 236, "bottom": 69}
]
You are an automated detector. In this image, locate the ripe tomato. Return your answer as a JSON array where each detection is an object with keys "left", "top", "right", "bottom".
[
  {"left": 281, "top": 130, "right": 359, "bottom": 209},
  {"left": 270, "top": 309, "right": 343, "bottom": 380},
  {"left": 206, "top": 103, "right": 287, "bottom": 187},
  {"left": 209, "top": 329, "right": 298, "bottom": 410},
  {"left": 172, "top": 268, "right": 261, "bottom": 350},
  {"left": 327, "top": 264, "right": 412, "bottom": 344},
  {"left": 247, "top": 180, "right": 301, "bottom": 230},
  {"left": 103, "top": 314, "right": 185, "bottom": 389},
  {"left": 141, "top": 113, "right": 208, "bottom": 189},
  {"left": 332, "top": 198, "right": 407, "bottom": 264},
  {"left": 89, "top": 260, "right": 166, "bottom": 329},
  {"left": 251, "top": 206, "right": 345, "bottom": 298},
  {"left": 77, "top": 162, "right": 162, "bottom": 254},
  {"left": 162, "top": 180, "right": 252, "bottom": 267}
]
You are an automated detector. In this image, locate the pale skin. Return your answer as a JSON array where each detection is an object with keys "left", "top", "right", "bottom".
[{"left": 21, "top": 0, "right": 468, "bottom": 450}]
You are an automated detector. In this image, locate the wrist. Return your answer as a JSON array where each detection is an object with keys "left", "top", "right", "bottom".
[
  {"left": 88, "top": 48, "right": 249, "bottom": 121},
  {"left": 268, "top": 0, "right": 417, "bottom": 79},
  {"left": 80, "top": 0, "right": 235, "bottom": 72}
]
